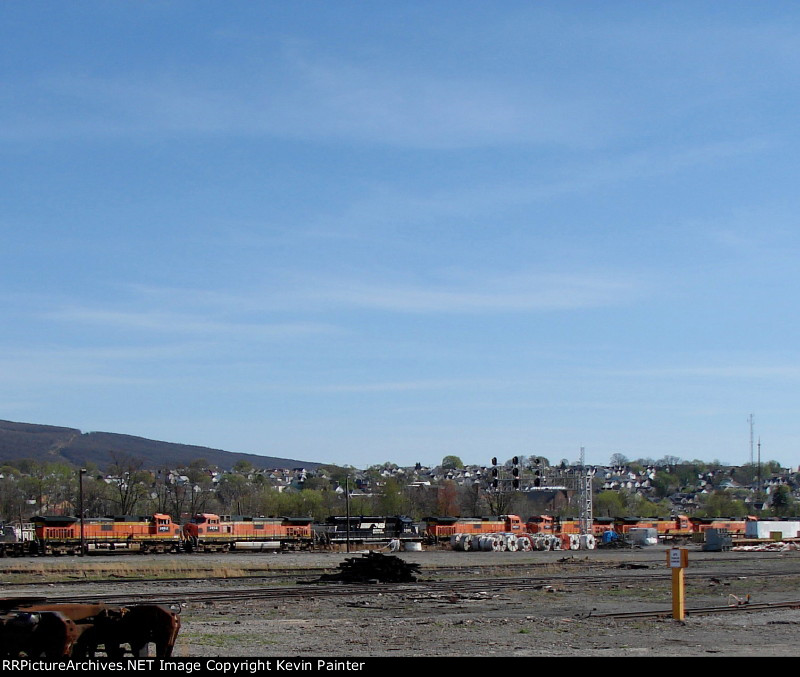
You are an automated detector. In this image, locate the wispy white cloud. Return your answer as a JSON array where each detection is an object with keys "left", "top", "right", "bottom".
[
  {"left": 0, "top": 349, "right": 163, "bottom": 387},
  {"left": 0, "top": 49, "right": 606, "bottom": 148},
  {"left": 259, "top": 378, "right": 496, "bottom": 394},
  {"left": 42, "top": 305, "right": 342, "bottom": 338},
  {"left": 295, "top": 272, "right": 636, "bottom": 313},
  {"left": 34, "top": 266, "right": 639, "bottom": 332},
  {"left": 607, "top": 364, "right": 800, "bottom": 380},
  {"left": 284, "top": 136, "right": 773, "bottom": 247}
]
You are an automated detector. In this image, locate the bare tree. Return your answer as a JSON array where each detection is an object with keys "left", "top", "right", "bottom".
[
  {"left": 108, "top": 453, "right": 150, "bottom": 515},
  {"left": 436, "top": 480, "right": 460, "bottom": 516}
]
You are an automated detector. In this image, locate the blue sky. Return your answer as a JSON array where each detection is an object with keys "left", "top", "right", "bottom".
[{"left": 2, "top": 2, "right": 799, "bottom": 470}]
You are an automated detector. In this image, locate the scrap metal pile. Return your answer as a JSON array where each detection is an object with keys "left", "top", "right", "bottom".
[
  {"left": 0, "top": 597, "right": 180, "bottom": 658},
  {"left": 319, "top": 552, "right": 421, "bottom": 583}
]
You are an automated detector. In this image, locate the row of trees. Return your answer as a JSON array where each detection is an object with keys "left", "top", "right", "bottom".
[
  {"left": 1, "top": 454, "right": 797, "bottom": 525},
  {"left": 0, "top": 456, "right": 491, "bottom": 524}
]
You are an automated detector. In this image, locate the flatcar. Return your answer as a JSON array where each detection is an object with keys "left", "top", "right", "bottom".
[
  {"left": 31, "top": 514, "right": 182, "bottom": 555},
  {"left": 319, "top": 515, "right": 420, "bottom": 545},
  {"left": 181, "top": 513, "right": 314, "bottom": 552}
]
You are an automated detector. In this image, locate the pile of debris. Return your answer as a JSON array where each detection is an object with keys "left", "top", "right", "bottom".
[
  {"left": 318, "top": 552, "right": 421, "bottom": 583},
  {"left": 733, "top": 542, "right": 800, "bottom": 552},
  {"left": 596, "top": 538, "right": 632, "bottom": 549}
]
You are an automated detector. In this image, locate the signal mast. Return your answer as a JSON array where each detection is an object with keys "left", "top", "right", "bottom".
[{"left": 578, "top": 446, "right": 593, "bottom": 536}]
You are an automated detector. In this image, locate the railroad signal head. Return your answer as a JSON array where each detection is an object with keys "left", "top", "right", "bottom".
[
  {"left": 512, "top": 456, "right": 519, "bottom": 465},
  {"left": 491, "top": 457, "right": 498, "bottom": 467}
]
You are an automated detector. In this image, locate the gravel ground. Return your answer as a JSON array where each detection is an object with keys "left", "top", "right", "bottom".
[{"left": 5, "top": 545, "right": 800, "bottom": 657}]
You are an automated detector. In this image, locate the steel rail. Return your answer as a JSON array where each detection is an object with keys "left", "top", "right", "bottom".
[
  {"left": 589, "top": 599, "right": 800, "bottom": 619},
  {"left": 19, "top": 567, "right": 800, "bottom": 607}
]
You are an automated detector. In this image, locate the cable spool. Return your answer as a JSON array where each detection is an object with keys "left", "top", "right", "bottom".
[
  {"left": 579, "top": 534, "right": 596, "bottom": 550},
  {"left": 450, "top": 534, "right": 462, "bottom": 550},
  {"left": 505, "top": 534, "right": 518, "bottom": 552},
  {"left": 569, "top": 534, "right": 580, "bottom": 550},
  {"left": 516, "top": 535, "right": 533, "bottom": 551}
]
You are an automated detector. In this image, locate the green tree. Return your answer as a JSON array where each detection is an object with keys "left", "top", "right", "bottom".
[
  {"left": 594, "top": 491, "right": 627, "bottom": 517},
  {"left": 376, "top": 477, "right": 409, "bottom": 515},
  {"left": 731, "top": 464, "right": 759, "bottom": 486},
  {"left": 441, "top": 456, "right": 463, "bottom": 470},
  {"left": 233, "top": 460, "right": 254, "bottom": 474},
  {"left": 770, "top": 485, "right": 794, "bottom": 517},
  {"left": 216, "top": 473, "right": 254, "bottom": 514},
  {"left": 626, "top": 493, "right": 670, "bottom": 518},
  {"left": 651, "top": 471, "right": 679, "bottom": 499},
  {"left": 696, "top": 491, "right": 748, "bottom": 518}
]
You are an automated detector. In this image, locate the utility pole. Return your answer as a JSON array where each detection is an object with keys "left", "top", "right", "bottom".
[
  {"left": 757, "top": 437, "right": 762, "bottom": 511},
  {"left": 345, "top": 476, "right": 351, "bottom": 553},
  {"left": 748, "top": 414, "right": 755, "bottom": 466},
  {"left": 78, "top": 468, "right": 87, "bottom": 557}
]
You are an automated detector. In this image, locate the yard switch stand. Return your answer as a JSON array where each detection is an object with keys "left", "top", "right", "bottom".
[{"left": 668, "top": 547, "right": 689, "bottom": 620}]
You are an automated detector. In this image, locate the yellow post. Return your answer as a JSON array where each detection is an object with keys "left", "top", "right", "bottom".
[
  {"left": 671, "top": 566, "right": 685, "bottom": 620},
  {"left": 668, "top": 548, "right": 688, "bottom": 620}
]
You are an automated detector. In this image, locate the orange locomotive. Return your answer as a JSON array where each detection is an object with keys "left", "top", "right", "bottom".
[
  {"left": 31, "top": 514, "right": 182, "bottom": 555},
  {"left": 424, "top": 515, "right": 524, "bottom": 542},
  {"left": 525, "top": 514, "right": 750, "bottom": 542},
  {"left": 525, "top": 515, "right": 613, "bottom": 538},
  {"left": 611, "top": 515, "right": 693, "bottom": 540},
  {"left": 181, "top": 513, "right": 314, "bottom": 552},
  {"left": 689, "top": 517, "right": 750, "bottom": 538}
]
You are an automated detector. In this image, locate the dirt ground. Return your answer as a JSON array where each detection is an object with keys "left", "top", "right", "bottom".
[{"left": 5, "top": 544, "right": 800, "bottom": 658}]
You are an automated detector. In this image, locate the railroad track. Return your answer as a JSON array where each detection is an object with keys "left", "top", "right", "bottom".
[
  {"left": 19, "top": 567, "right": 800, "bottom": 607},
  {"left": 590, "top": 599, "right": 800, "bottom": 619}
]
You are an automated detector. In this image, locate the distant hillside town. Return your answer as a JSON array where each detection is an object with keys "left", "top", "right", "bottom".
[{"left": 0, "top": 449, "right": 796, "bottom": 524}]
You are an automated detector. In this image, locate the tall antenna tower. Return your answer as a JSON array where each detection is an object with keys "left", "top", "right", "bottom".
[
  {"left": 578, "top": 446, "right": 593, "bottom": 535},
  {"left": 748, "top": 414, "right": 755, "bottom": 466}
]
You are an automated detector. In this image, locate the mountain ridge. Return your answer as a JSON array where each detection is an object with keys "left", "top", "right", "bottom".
[{"left": 0, "top": 419, "right": 321, "bottom": 471}]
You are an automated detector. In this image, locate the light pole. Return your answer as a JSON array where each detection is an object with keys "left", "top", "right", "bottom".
[
  {"left": 79, "top": 468, "right": 87, "bottom": 556},
  {"left": 345, "top": 476, "right": 351, "bottom": 553}
]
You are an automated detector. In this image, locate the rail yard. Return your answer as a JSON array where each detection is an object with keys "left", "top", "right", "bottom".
[{"left": 2, "top": 545, "right": 800, "bottom": 657}]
